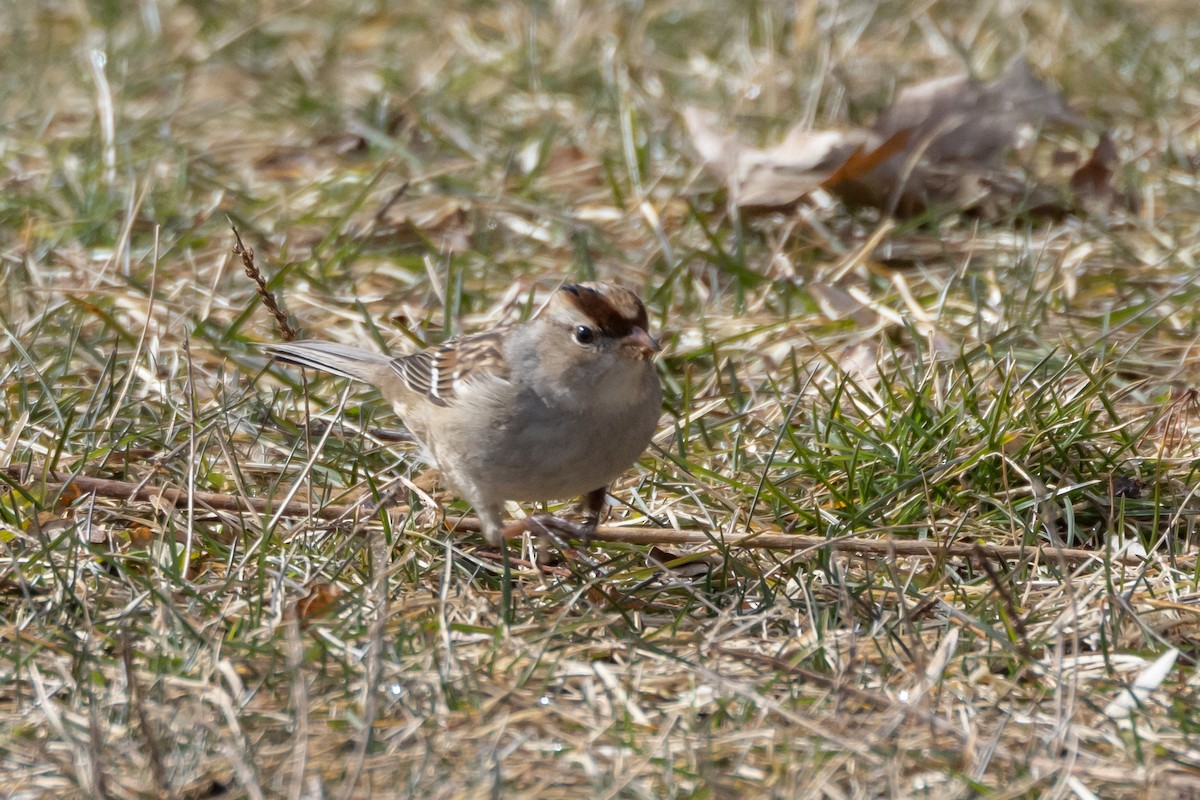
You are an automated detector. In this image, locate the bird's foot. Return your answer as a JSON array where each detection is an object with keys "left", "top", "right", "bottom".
[
  {"left": 575, "top": 487, "right": 608, "bottom": 546},
  {"left": 503, "top": 513, "right": 588, "bottom": 542},
  {"left": 494, "top": 488, "right": 608, "bottom": 546}
]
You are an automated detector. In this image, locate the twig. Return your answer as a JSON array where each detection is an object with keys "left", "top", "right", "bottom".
[
  {"left": 8, "top": 469, "right": 1144, "bottom": 565},
  {"left": 451, "top": 517, "right": 1140, "bottom": 564},
  {"left": 230, "top": 221, "right": 298, "bottom": 341},
  {"left": 4, "top": 469, "right": 355, "bottom": 521},
  {"left": 371, "top": 180, "right": 410, "bottom": 229}
]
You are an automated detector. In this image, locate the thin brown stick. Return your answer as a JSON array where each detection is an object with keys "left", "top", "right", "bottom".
[
  {"left": 230, "top": 221, "right": 298, "bottom": 341},
  {"left": 450, "top": 516, "right": 1139, "bottom": 564},
  {"left": 371, "top": 180, "right": 410, "bottom": 229},
  {"left": 5, "top": 470, "right": 355, "bottom": 521},
  {"left": 9, "top": 470, "right": 1143, "bottom": 565}
]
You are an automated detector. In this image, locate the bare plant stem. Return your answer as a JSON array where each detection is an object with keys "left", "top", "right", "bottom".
[
  {"left": 7, "top": 469, "right": 1139, "bottom": 565},
  {"left": 230, "top": 221, "right": 298, "bottom": 341}
]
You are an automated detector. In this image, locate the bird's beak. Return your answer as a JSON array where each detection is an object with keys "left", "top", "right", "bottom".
[{"left": 622, "top": 328, "right": 660, "bottom": 360}]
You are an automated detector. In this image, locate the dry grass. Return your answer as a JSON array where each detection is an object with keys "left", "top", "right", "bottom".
[{"left": 3, "top": 1, "right": 1200, "bottom": 798}]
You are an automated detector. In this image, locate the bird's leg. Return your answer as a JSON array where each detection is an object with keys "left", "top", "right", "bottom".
[
  {"left": 517, "top": 487, "right": 609, "bottom": 543},
  {"left": 533, "top": 487, "right": 609, "bottom": 542},
  {"left": 577, "top": 486, "right": 608, "bottom": 544},
  {"left": 496, "top": 488, "right": 608, "bottom": 551},
  {"left": 478, "top": 506, "right": 508, "bottom": 547}
]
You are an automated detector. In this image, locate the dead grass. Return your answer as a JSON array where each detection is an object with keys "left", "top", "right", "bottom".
[{"left": 3, "top": 1, "right": 1200, "bottom": 798}]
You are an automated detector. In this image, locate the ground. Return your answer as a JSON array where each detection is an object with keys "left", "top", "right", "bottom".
[{"left": 2, "top": 1, "right": 1200, "bottom": 798}]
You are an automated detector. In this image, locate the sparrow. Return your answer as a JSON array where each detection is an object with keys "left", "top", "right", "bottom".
[{"left": 266, "top": 282, "right": 662, "bottom": 546}]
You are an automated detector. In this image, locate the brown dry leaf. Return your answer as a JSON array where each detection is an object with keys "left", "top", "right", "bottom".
[
  {"left": 858, "top": 61, "right": 1082, "bottom": 215},
  {"left": 647, "top": 546, "right": 717, "bottom": 579},
  {"left": 873, "top": 60, "right": 1080, "bottom": 166},
  {"left": 55, "top": 481, "right": 81, "bottom": 510},
  {"left": 127, "top": 525, "right": 155, "bottom": 548},
  {"left": 25, "top": 510, "right": 71, "bottom": 535},
  {"left": 686, "top": 60, "right": 1086, "bottom": 217},
  {"left": 364, "top": 194, "right": 472, "bottom": 251},
  {"left": 185, "top": 556, "right": 218, "bottom": 582},
  {"left": 538, "top": 144, "right": 604, "bottom": 191},
  {"left": 1069, "top": 132, "right": 1140, "bottom": 216},
  {"left": 683, "top": 107, "right": 874, "bottom": 208},
  {"left": 820, "top": 128, "right": 913, "bottom": 193},
  {"left": 295, "top": 583, "right": 343, "bottom": 624}
]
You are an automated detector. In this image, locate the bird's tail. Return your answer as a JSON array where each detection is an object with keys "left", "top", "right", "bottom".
[{"left": 265, "top": 340, "right": 393, "bottom": 383}]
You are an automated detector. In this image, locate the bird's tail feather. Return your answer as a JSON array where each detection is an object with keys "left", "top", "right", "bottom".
[{"left": 265, "top": 340, "right": 392, "bottom": 383}]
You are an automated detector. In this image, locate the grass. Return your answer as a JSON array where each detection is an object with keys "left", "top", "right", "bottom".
[{"left": 3, "top": 0, "right": 1200, "bottom": 797}]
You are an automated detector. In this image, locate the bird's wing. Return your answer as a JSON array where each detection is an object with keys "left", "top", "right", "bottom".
[{"left": 389, "top": 330, "right": 511, "bottom": 407}]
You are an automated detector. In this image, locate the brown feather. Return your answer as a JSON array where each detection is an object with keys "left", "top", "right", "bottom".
[
  {"left": 390, "top": 331, "right": 509, "bottom": 406},
  {"left": 560, "top": 284, "right": 648, "bottom": 336}
]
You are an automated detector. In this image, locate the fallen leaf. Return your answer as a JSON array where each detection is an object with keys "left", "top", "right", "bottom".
[
  {"left": 360, "top": 194, "right": 471, "bottom": 251},
  {"left": 86, "top": 524, "right": 108, "bottom": 545},
  {"left": 127, "top": 525, "right": 155, "bottom": 548},
  {"left": 863, "top": 61, "right": 1082, "bottom": 215},
  {"left": 874, "top": 60, "right": 1081, "bottom": 165},
  {"left": 1069, "top": 132, "right": 1140, "bottom": 216},
  {"left": 411, "top": 468, "right": 442, "bottom": 493},
  {"left": 683, "top": 107, "right": 873, "bottom": 207},
  {"left": 295, "top": 583, "right": 343, "bottom": 624},
  {"left": 686, "top": 60, "right": 1090, "bottom": 218},
  {"left": 647, "top": 546, "right": 717, "bottom": 578},
  {"left": 25, "top": 510, "right": 71, "bottom": 535},
  {"left": 820, "top": 128, "right": 912, "bottom": 193},
  {"left": 532, "top": 144, "right": 604, "bottom": 191},
  {"left": 55, "top": 482, "right": 81, "bottom": 510}
]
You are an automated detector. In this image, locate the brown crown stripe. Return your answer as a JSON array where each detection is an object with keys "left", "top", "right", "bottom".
[{"left": 561, "top": 284, "right": 649, "bottom": 335}]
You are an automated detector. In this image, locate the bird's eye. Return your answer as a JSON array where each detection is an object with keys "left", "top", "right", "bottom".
[{"left": 573, "top": 325, "right": 596, "bottom": 345}]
